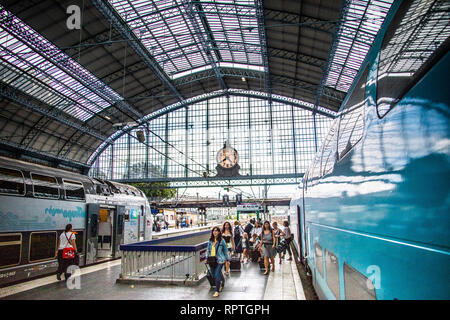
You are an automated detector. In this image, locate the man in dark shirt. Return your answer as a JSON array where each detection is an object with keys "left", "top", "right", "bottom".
[{"left": 244, "top": 218, "right": 254, "bottom": 235}]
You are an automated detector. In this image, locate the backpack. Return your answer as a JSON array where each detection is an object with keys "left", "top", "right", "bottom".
[
  {"left": 244, "top": 223, "right": 253, "bottom": 235},
  {"left": 234, "top": 226, "right": 241, "bottom": 237}
]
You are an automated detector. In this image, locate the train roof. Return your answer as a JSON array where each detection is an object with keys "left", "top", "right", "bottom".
[{"left": 0, "top": 155, "right": 92, "bottom": 182}]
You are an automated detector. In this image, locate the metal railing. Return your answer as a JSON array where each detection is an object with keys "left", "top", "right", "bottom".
[
  {"left": 118, "top": 230, "right": 211, "bottom": 285},
  {"left": 152, "top": 223, "right": 218, "bottom": 239}
]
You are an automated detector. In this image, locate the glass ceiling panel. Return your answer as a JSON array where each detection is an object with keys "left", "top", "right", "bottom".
[
  {"left": 0, "top": 5, "right": 122, "bottom": 122},
  {"left": 109, "top": 0, "right": 263, "bottom": 78},
  {"left": 325, "top": 0, "right": 394, "bottom": 92}
]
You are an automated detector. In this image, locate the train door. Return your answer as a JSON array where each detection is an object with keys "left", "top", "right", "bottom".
[
  {"left": 297, "top": 205, "right": 304, "bottom": 264},
  {"left": 85, "top": 203, "right": 99, "bottom": 265},
  {"left": 302, "top": 190, "right": 308, "bottom": 263},
  {"left": 97, "top": 208, "right": 114, "bottom": 259},
  {"left": 112, "top": 205, "right": 125, "bottom": 258}
]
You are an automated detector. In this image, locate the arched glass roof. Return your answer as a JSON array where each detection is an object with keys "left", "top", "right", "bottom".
[
  {"left": 325, "top": 0, "right": 394, "bottom": 92},
  {"left": 0, "top": 5, "right": 123, "bottom": 122},
  {"left": 109, "top": 0, "right": 264, "bottom": 78},
  {"left": 0, "top": 0, "right": 403, "bottom": 171},
  {"left": 89, "top": 93, "right": 334, "bottom": 184}
]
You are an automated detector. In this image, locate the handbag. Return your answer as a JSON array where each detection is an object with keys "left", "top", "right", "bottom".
[
  {"left": 207, "top": 256, "right": 217, "bottom": 267},
  {"left": 62, "top": 232, "right": 76, "bottom": 260},
  {"left": 207, "top": 241, "right": 220, "bottom": 267},
  {"left": 276, "top": 239, "right": 287, "bottom": 253}
]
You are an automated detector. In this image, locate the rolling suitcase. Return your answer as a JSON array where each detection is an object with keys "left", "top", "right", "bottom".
[
  {"left": 259, "top": 258, "right": 265, "bottom": 270},
  {"left": 205, "top": 263, "right": 215, "bottom": 287},
  {"left": 205, "top": 263, "right": 225, "bottom": 290},
  {"left": 230, "top": 253, "right": 241, "bottom": 272},
  {"left": 250, "top": 248, "right": 260, "bottom": 262}
]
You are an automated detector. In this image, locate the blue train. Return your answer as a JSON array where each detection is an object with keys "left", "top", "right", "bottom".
[{"left": 290, "top": 0, "right": 450, "bottom": 300}]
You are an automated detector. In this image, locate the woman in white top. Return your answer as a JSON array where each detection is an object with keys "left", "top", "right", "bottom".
[
  {"left": 282, "top": 221, "right": 293, "bottom": 261},
  {"left": 272, "top": 221, "right": 285, "bottom": 264},
  {"left": 251, "top": 221, "right": 262, "bottom": 238},
  {"left": 55, "top": 224, "right": 77, "bottom": 281}
]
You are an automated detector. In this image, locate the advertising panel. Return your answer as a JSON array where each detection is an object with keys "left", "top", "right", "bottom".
[{"left": 0, "top": 195, "right": 86, "bottom": 232}]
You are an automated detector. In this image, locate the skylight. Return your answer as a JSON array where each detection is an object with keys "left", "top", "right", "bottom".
[
  {"left": 0, "top": 5, "right": 122, "bottom": 122},
  {"left": 325, "top": 0, "right": 394, "bottom": 92},
  {"left": 109, "top": 0, "right": 263, "bottom": 79},
  {"left": 170, "top": 62, "right": 264, "bottom": 80}
]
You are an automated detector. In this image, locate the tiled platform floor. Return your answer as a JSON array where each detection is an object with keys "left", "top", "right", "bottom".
[{"left": 1, "top": 257, "right": 305, "bottom": 300}]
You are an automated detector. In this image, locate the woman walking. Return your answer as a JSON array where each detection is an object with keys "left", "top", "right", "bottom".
[
  {"left": 206, "top": 226, "right": 230, "bottom": 297},
  {"left": 233, "top": 221, "right": 244, "bottom": 254},
  {"left": 241, "top": 232, "right": 250, "bottom": 263},
  {"left": 222, "top": 221, "right": 234, "bottom": 276},
  {"left": 259, "top": 221, "right": 276, "bottom": 275},
  {"left": 55, "top": 224, "right": 77, "bottom": 281},
  {"left": 282, "top": 221, "right": 293, "bottom": 261},
  {"left": 272, "top": 221, "right": 285, "bottom": 264}
]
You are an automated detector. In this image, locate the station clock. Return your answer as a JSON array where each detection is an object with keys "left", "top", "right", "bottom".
[{"left": 215, "top": 141, "right": 240, "bottom": 177}]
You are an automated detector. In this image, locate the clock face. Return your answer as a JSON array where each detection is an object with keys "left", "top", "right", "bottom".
[{"left": 216, "top": 147, "right": 238, "bottom": 168}]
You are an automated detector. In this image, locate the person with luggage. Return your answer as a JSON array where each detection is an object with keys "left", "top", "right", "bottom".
[
  {"left": 55, "top": 224, "right": 78, "bottom": 281},
  {"left": 241, "top": 232, "right": 250, "bottom": 263},
  {"left": 249, "top": 233, "right": 262, "bottom": 262},
  {"left": 233, "top": 221, "right": 244, "bottom": 254},
  {"left": 259, "top": 221, "right": 276, "bottom": 275},
  {"left": 251, "top": 220, "right": 262, "bottom": 239},
  {"left": 282, "top": 220, "right": 293, "bottom": 261},
  {"left": 272, "top": 221, "right": 285, "bottom": 264},
  {"left": 222, "top": 221, "right": 234, "bottom": 276},
  {"left": 206, "top": 226, "right": 230, "bottom": 298}
]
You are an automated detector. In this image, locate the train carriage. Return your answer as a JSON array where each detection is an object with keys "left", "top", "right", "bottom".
[
  {"left": 0, "top": 156, "right": 151, "bottom": 287},
  {"left": 290, "top": 0, "right": 450, "bottom": 300}
]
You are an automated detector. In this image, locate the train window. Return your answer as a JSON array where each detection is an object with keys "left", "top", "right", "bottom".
[
  {"left": 96, "top": 184, "right": 111, "bottom": 196},
  {"left": 315, "top": 243, "right": 323, "bottom": 277},
  {"left": 31, "top": 173, "right": 59, "bottom": 199},
  {"left": 320, "top": 120, "right": 338, "bottom": 177},
  {"left": 0, "top": 233, "right": 22, "bottom": 268},
  {"left": 29, "top": 232, "right": 57, "bottom": 262},
  {"left": 338, "top": 66, "right": 368, "bottom": 160},
  {"left": 325, "top": 250, "right": 340, "bottom": 300},
  {"left": 108, "top": 183, "right": 121, "bottom": 194},
  {"left": 0, "top": 167, "right": 25, "bottom": 196},
  {"left": 73, "top": 230, "right": 83, "bottom": 254},
  {"left": 344, "top": 263, "right": 376, "bottom": 300},
  {"left": 63, "top": 179, "right": 85, "bottom": 201},
  {"left": 376, "top": 0, "right": 450, "bottom": 118}
]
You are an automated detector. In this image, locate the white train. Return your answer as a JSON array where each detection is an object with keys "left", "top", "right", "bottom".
[{"left": 0, "top": 156, "right": 152, "bottom": 287}]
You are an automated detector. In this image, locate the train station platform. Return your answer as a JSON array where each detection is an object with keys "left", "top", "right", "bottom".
[{"left": 0, "top": 257, "right": 305, "bottom": 300}]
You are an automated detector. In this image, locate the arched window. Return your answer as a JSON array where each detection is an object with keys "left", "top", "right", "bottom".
[{"left": 376, "top": 0, "right": 450, "bottom": 118}]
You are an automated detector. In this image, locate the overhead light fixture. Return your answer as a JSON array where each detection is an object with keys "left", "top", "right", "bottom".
[
  {"left": 136, "top": 130, "right": 145, "bottom": 143},
  {"left": 241, "top": 77, "right": 246, "bottom": 82}
]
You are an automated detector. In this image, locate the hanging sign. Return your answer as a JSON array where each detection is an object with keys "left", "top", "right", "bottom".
[{"left": 236, "top": 203, "right": 260, "bottom": 212}]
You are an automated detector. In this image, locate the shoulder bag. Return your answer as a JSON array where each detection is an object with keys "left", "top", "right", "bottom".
[{"left": 62, "top": 233, "right": 76, "bottom": 260}]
